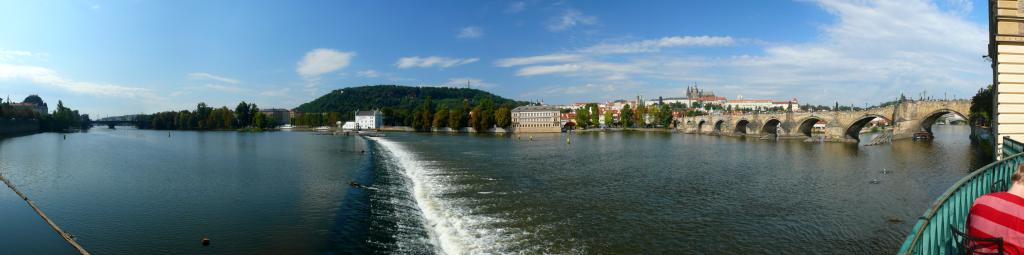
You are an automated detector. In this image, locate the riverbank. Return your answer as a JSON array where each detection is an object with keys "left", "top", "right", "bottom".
[{"left": 0, "top": 119, "right": 39, "bottom": 137}]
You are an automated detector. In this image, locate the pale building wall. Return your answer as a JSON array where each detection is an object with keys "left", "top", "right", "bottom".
[
  {"left": 512, "top": 108, "right": 561, "bottom": 133},
  {"left": 993, "top": 0, "right": 1024, "bottom": 158}
]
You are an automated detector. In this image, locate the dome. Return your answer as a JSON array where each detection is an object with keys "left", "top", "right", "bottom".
[{"left": 22, "top": 94, "right": 44, "bottom": 105}]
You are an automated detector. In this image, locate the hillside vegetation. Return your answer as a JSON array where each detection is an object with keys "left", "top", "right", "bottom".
[{"left": 293, "top": 85, "right": 527, "bottom": 128}]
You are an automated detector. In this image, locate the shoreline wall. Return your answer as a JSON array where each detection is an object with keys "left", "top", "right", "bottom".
[{"left": 0, "top": 119, "right": 39, "bottom": 137}]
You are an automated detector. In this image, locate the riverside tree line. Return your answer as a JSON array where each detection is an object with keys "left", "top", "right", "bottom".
[
  {"left": 136, "top": 101, "right": 276, "bottom": 130},
  {"left": 393, "top": 96, "right": 516, "bottom": 132},
  {"left": 571, "top": 103, "right": 676, "bottom": 129},
  {"left": 0, "top": 97, "right": 91, "bottom": 132}
]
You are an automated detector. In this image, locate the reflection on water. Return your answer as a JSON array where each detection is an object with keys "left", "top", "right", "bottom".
[
  {"left": 373, "top": 125, "right": 987, "bottom": 254},
  {"left": 0, "top": 125, "right": 988, "bottom": 254},
  {"left": 0, "top": 128, "right": 372, "bottom": 254}
]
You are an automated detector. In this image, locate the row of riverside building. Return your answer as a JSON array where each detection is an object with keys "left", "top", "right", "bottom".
[{"left": 508, "top": 85, "right": 802, "bottom": 133}]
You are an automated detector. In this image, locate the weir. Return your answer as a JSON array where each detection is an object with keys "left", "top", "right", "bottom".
[{"left": 0, "top": 174, "right": 90, "bottom": 255}]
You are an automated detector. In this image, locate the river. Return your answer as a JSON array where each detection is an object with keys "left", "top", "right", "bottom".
[{"left": 0, "top": 125, "right": 989, "bottom": 254}]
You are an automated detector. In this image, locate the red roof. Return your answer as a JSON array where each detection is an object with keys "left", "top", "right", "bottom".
[{"left": 696, "top": 96, "right": 726, "bottom": 101}]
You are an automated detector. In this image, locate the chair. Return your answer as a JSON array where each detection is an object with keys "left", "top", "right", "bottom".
[{"left": 950, "top": 224, "right": 1004, "bottom": 255}]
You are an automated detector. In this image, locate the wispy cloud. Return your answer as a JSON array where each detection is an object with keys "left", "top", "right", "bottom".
[
  {"left": 0, "top": 63, "right": 155, "bottom": 98},
  {"left": 396, "top": 56, "right": 479, "bottom": 69},
  {"left": 457, "top": 26, "right": 483, "bottom": 39},
  {"left": 580, "top": 36, "right": 735, "bottom": 54},
  {"left": 495, "top": 54, "right": 582, "bottom": 67},
  {"left": 445, "top": 77, "right": 496, "bottom": 88},
  {"left": 297, "top": 48, "right": 355, "bottom": 77},
  {"left": 203, "top": 84, "right": 248, "bottom": 93},
  {"left": 356, "top": 69, "right": 380, "bottom": 78},
  {"left": 187, "top": 72, "right": 239, "bottom": 84},
  {"left": 548, "top": 9, "right": 597, "bottom": 31},
  {"left": 260, "top": 88, "right": 291, "bottom": 97},
  {"left": 516, "top": 64, "right": 582, "bottom": 76},
  {"left": 505, "top": 1, "right": 525, "bottom": 13},
  {"left": 0, "top": 49, "right": 46, "bottom": 62},
  {"left": 499, "top": 0, "right": 987, "bottom": 105}
]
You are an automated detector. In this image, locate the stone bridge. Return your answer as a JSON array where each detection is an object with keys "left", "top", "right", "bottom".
[{"left": 676, "top": 100, "right": 970, "bottom": 143}]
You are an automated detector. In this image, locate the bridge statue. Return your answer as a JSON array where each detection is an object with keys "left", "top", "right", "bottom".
[{"left": 676, "top": 100, "right": 969, "bottom": 143}]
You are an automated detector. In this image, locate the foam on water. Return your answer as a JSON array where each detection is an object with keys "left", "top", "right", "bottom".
[{"left": 369, "top": 137, "right": 532, "bottom": 254}]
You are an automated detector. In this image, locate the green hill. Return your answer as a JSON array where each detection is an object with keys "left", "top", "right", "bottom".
[{"left": 294, "top": 85, "right": 526, "bottom": 126}]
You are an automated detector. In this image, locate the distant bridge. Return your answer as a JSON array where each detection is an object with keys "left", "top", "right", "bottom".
[
  {"left": 676, "top": 100, "right": 970, "bottom": 143},
  {"left": 92, "top": 120, "right": 136, "bottom": 129}
]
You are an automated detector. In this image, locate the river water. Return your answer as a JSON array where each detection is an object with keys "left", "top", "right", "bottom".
[{"left": 0, "top": 125, "right": 989, "bottom": 254}]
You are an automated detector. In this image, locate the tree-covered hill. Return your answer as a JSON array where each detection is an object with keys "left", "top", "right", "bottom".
[{"left": 293, "top": 85, "right": 528, "bottom": 126}]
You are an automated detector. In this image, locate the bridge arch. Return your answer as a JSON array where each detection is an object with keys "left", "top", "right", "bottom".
[
  {"left": 761, "top": 118, "right": 783, "bottom": 136},
  {"left": 919, "top": 109, "right": 968, "bottom": 135},
  {"left": 734, "top": 119, "right": 751, "bottom": 135},
  {"left": 714, "top": 120, "right": 725, "bottom": 133},
  {"left": 796, "top": 117, "right": 825, "bottom": 137},
  {"left": 697, "top": 120, "right": 707, "bottom": 133},
  {"left": 844, "top": 114, "right": 892, "bottom": 141}
]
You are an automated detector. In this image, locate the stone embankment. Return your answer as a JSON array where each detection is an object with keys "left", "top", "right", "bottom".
[{"left": 0, "top": 119, "right": 39, "bottom": 137}]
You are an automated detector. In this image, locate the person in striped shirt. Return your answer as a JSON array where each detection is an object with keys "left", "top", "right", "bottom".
[{"left": 968, "top": 164, "right": 1024, "bottom": 254}]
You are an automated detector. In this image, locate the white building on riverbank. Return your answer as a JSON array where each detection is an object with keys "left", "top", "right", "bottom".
[
  {"left": 512, "top": 105, "right": 561, "bottom": 133},
  {"left": 355, "top": 110, "right": 382, "bottom": 130}
]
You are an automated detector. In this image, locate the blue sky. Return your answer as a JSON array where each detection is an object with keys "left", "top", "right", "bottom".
[{"left": 0, "top": 0, "right": 990, "bottom": 117}]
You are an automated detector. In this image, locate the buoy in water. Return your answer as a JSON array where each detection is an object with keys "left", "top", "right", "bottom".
[{"left": 201, "top": 237, "right": 210, "bottom": 246}]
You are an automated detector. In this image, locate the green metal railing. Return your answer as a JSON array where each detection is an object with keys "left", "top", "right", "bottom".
[
  {"left": 897, "top": 137, "right": 1024, "bottom": 254},
  {"left": 1005, "top": 136, "right": 1024, "bottom": 157}
]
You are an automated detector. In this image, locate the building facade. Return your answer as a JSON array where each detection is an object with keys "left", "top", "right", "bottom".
[
  {"left": 512, "top": 105, "right": 561, "bottom": 133},
  {"left": 725, "top": 99, "right": 774, "bottom": 110},
  {"left": 10, "top": 95, "right": 48, "bottom": 114},
  {"left": 355, "top": 110, "right": 382, "bottom": 130},
  {"left": 992, "top": 0, "right": 1024, "bottom": 157}
]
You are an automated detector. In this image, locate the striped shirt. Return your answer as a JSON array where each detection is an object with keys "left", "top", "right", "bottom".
[{"left": 968, "top": 192, "right": 1024, "bottom": 254}]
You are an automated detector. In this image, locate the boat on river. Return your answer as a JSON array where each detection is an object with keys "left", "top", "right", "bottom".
[{"left": 912, "top": 132, "right": 933, "bottom": 141}]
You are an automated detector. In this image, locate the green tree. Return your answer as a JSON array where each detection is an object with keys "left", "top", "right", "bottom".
[
  {"left": 635, "top": 103, "right": 647, "bottom": 127},
  {"left": 621, "top": 104, "right": 634, "bottom": 128},
  {"left": 252, "top": 112, "right": 266, "bottom": 129},
  {"left": 249, "top": 103, "right": 259, "bottom": 124},
  {"left": 495, "top": 106, "right": 511, "bottom": 129},
  {"left": 603, "top": 110, "right": 613, "bottom": 127},
  {"left": 434, "top": 106, "right": 449, "bottom": 129},
  {"left": 970, "top": 84, "right": 993, "bottom": 126},
  {"left": 659, "top": 104, "right": 672, "bottom": 127},
  {"left": 470, "top": 105, "right": 484, "bottom": 131},
  {"left": 574, "top": 107, "right": 590, "bottom": 129},
  {"left": 588, "top": 103, "right": 599, "bottom": 127},
  {"left": 196, "top": 103, "right": 212, "bottom": 129},
  {"left": 235, "top": 101, "right": 251, "bottom": 127},
  {"left": 449, "top": 108, "right": 463, "bottom": 130},
  {"left": 479, "top": 98, "right": 495, "bottom": 130}
]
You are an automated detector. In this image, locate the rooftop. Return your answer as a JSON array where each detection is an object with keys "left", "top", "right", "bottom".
[
  {"left": 356, "top": 110, "right": 380, "bottom": 116},
  {"left": 512, "top": 105, "right": 560, "bottom": 112}
]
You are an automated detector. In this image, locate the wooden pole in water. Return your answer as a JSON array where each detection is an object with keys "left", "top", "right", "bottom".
[{"left": 0, "top": 174, "right": 90, "bottom": 255}]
